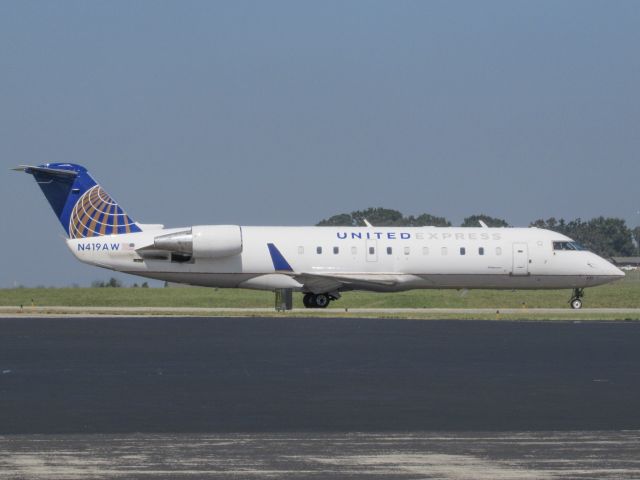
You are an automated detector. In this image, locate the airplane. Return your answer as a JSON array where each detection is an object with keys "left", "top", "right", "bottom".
[{"left": 14, "top": 163, "right": 625, "bottom": 309}]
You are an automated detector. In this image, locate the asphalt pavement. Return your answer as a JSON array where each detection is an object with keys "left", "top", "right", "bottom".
[
  {"left": 1, "top": 316, "right": 639, "bottom": 433},
  {"left": 1, "top": 316, "right": 639, "bottom": 479}
]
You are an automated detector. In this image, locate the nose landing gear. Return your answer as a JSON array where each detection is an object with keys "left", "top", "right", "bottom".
[{"left": 569, "top": 288, "right": 584, "bottom": 309}]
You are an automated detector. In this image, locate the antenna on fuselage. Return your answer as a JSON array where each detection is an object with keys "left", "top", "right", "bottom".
[
  {"left": 363, "top": 219, "right": 374, "bottom": 227},
  {"left": 478, "top": 220, "right": 488, "bottom": 228}
]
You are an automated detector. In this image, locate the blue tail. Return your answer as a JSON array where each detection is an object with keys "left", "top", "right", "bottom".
[{"left": 15, "top": 163, "right": 142, "bottom": 238}]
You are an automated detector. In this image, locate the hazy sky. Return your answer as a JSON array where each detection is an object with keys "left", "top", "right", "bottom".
[{"left": 1, "top": 1, "right": 639, "bottom": 287}]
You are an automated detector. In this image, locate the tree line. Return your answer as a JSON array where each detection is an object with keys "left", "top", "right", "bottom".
[{"left": 317, "top": 208, "right": 640, "bottom": 258}]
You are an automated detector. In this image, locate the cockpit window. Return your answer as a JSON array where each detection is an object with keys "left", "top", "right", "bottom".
[{"left": 553, "top": 241, "right": 586, "bottom": 251}]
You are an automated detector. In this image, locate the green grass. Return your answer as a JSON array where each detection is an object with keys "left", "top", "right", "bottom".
[{"left": 2, "top": 271, "right": 638, "bottom": 309}]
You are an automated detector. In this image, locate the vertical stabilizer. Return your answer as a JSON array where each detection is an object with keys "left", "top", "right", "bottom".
[{"left": 14, "top": 163, "right": 141, "bottom": 238}]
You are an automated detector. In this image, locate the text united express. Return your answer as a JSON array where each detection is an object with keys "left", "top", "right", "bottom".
[{"left": 336, "top": 231, "right": 502, "bottom": 241}]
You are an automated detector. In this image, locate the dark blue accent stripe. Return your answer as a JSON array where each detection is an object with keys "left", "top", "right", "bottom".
[{"left": 267, "top": 243, "right": 293, "bottom": 272}]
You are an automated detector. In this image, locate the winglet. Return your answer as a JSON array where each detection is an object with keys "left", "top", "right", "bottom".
[{"left": 267, "top": 243, "right": 293, "bottom": 272}]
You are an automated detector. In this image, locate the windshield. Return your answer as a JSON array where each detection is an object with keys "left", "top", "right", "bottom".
[{"left": 553, "top": 241, "right": 586, "bottom": 251}]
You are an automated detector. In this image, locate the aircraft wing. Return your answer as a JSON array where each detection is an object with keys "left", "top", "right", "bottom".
[
  {"left": 290, "top": 272, "right": 403, "bottom": 293},
  {"left": 265, "top": 243, "right": 405, "bottom": 293}
]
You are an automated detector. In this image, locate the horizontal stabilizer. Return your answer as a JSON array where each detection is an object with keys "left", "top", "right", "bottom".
[{"left": 13, "top": 165, "right": 79, "bottom": 178}]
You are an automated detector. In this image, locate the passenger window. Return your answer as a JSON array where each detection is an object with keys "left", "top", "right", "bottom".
[
  {"left": 298, "top": 246, "right": 304, "bottom": 255},
  {"left": 441, "top": 247, "right": 448, "bottom": 256},
  {"left": 369, "top": 246, "right": 375, "bottom": 255},
  {"left": 460, "top": 247, "right": 466, "bottom": 255},
  {"left": 496, "top": 247, "right": 502, "bottom": 256},
  {"left": 387, "top": 247, "right": 393, "bottom": 255},
  {"left": 423, "top": 246, "right": 429, "bottom": 255},
  {"left": 351, "top": 246, "right": 357, "bottom": 255},
  {"left": 404, "top": 246, "right": 410, "bottom": 255},
  {"left": 316, "top": 246, "right": 322, "bottom": 254},
  {"left": 333, "top": 246, "right": 339, "bottom": 254},
  {"left": 479, "top": 247, "right": 484, "bottom": 256}
]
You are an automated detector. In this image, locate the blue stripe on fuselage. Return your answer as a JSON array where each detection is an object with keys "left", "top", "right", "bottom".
[{"left": 267, "top": 243, "right": 293, "bottom": 272}]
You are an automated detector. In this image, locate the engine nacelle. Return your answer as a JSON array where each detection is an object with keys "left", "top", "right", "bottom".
[
  {"left": 192, "top": 225, "right": 242, "bottom": 258},
  {"left": 153, "top": 225, "right": 242, "bottom": 259}
]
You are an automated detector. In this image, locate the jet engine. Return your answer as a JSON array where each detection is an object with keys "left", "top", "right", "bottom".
[{"left": 153, "top": 225, "right": 242, "bottom": 259}]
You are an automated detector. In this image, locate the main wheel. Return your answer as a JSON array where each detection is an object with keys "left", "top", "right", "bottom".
[
  {"left": 314, "top": 293, "right": 330, "bottom": 308},
  {"left": 570, "top": 298, "right": 583, "bottom": 310},
  {"left": 303, "top": 293, "right": 315, "bottom": 308}
]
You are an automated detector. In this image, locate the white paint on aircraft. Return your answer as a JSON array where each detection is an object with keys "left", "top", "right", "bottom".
[{"left": 16, "top": 163, "right": 624, "bottom": 309}]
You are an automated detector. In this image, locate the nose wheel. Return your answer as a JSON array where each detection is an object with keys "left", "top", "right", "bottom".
[{"left": 569, "top": 288, "right": 584, "bottom": 309}]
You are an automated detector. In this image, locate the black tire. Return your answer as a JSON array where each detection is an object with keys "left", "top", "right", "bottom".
[
  {"left": 303, "top": 293, "right": 315, "bottom": 308},
  {"left": 314, "top": 294, "right": 330, "bottom": 308},
  {"left": 570, "top": 298, "right": 583, "bottom": 310}
]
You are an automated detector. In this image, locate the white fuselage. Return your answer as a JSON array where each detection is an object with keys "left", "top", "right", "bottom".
[{"left": 66, "top": 225, "right": 624, "bottom": 293}]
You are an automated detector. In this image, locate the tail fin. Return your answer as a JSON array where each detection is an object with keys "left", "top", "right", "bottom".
[{"left": 14, "top": 163, "right": 141, "bottom": 238}]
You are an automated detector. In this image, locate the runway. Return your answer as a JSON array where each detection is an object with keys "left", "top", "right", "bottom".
[
  {"left": 2, "top": 431, "right": 639, "bottom": 479},
  {"left": 1, "top": 316, "right": 639, "bottom": 478}
]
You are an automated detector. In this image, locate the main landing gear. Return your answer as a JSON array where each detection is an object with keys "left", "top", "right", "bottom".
[
  {"left": 303, "top": 293, "right": 338, "bottom": 309},
  {"left": 569, "top": 288, "right": 584, "bottom": 309}
]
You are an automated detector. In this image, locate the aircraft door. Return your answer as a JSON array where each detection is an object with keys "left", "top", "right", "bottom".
[
  {"left": 366, "top": 240, "right": 378, "bottom": 262},
  {"left": 512, "top": 243, "right": 529, "bottom": 275}
]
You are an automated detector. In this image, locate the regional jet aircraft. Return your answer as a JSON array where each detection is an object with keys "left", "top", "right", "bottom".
[{"left": 15, "top": 163, "right": 624, "bottom": 309}]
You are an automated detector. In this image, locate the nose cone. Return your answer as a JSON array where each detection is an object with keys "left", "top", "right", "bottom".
[
  {"left": 606, "top": 261, "right": 626, "bottom": 278},
  {"left": 593, "top": 256, "right": 625, "bottom": 284},
  {"left": 583, "top": 252, "right": 625, "bottom": 286}
]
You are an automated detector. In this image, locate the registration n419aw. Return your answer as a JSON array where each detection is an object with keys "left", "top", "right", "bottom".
[{"left": 15, "top": 163, "right": 624, "bottom": 309}]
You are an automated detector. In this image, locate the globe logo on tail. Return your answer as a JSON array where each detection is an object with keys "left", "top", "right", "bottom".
[{"left": 69, "top": 185, "right": 138, "bottom": 238}]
